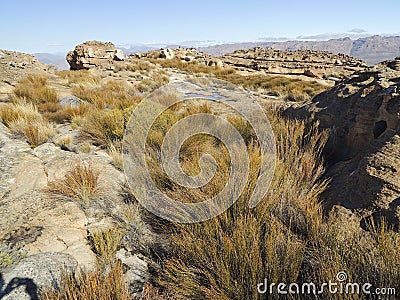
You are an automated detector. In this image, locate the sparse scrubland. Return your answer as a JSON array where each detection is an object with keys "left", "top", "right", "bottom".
[
  {"left": 147, "top": 57, "right": 328, "bottom": 101},
  {"left": 1, "top": 58, "right": 398, "bottom": 300},
  {"left": 140, "top": 108, "right": 400, "bottom": 299}
]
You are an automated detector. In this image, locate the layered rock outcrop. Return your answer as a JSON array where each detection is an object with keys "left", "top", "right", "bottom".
[
  {"left": 66, "top": 41, "right": 125, "bottom": 70},
  {"left": 284, "top": 57, "right": 400, "bottom": 229},
  {"left": 221, "top": 47, "right": 366, "bottom": 78}
]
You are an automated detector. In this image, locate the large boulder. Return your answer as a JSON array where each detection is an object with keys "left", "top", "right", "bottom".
[
  {"left": 284, "top": 58, "right": 400, "bottom": 229},
  {"left": 66, "top": 41, "right": 125, "bottom": 70}
]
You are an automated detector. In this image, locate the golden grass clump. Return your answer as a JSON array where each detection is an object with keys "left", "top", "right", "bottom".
[
  {"left": 48, "top": 160, "right": 101, "bottom": 206},
  {"left": 142, "top": 107, "right": 400, "bottom": 299},
  {"left": 42, "top": 103, "right": 90, "bottom": 124},
  {"left": 72, "top": 80, "right": 142, "bottom": 109},
  {"left": 81, "top": 107, "right": 132, "bottom": 149},
  {"left": 0, "top": 102, "right": 55, "bottom": 147},
  {"left": 90, "top": 227, "right": 125, "bottom": 265},
  {"left": 113, "top": 59, "right": 155, "bottom": 73},
  {"left": 218, "top": 73, "right": 328, "bottom": 101},
  {"left": 57, "top": 70, "right": 101, "bottom": 85},
  {"left": 12, "top": 74, "right": 89, "bottom": 123},
  {"left": 40, "top": 261, "right": 131, "bottom": 300},
  {"left": 13, "top": 74, "right": 58, "bottom": 104}
]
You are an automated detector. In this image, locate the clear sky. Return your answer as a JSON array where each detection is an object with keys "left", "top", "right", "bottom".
[{"left": 1, "top": 0, "right": 399, "bottom": 53}]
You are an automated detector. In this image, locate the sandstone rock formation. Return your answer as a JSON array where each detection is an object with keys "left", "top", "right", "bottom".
[
  {"left": 284, "top": 57, "right": 400, "bottom": 229},
  {"left": 66, "top": 41, "right": 125, "bottom": 70},
  {"left": 132, "top": 47, "right": 224, "bottom": 68},
  {"left": 199, "top": 35, "right": 400, "bottom": 65},
  {"left": 221, "top": 47, "right": 366, "bottom": 79}
]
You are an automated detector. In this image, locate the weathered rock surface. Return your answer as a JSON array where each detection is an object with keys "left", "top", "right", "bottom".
[
  {"left": 1, "top": 253, "right": 77, "bottom": 300},
  {"left": 66, "top": 41, "right": 125, "bottom": 70},
  {"left": 116, "top": 249, "right": 149, "bottom": 297},
  {"left": 284, "top": 58, "right": 400, "bottom": 228},
  {"left": 0, "top": 121, "right": 157, "bottom": 297},
  {"left": 221, "top": 47, "right": 366, "bottom": 79}
]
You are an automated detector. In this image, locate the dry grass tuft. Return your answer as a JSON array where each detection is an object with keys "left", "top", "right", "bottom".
[
  {"left": 41, "top": 261, "right": 131, "bottom": 300},
  {"left": 136, "top": 71, "right": 170, "bottom": 93},
  {"left": 72, "top": 80, "right": 142, "bottom": 109},
  {"left": 148, "top": 57, "right": 235, "bottom": 76},
  {"left": 48, "top": 160, "right": 101, "bottom": 206},
  {"left": 57, "top": 70, "right": 101, "bottom": 85},
  {"left": 13, "top": 74, "right": 58, "bottom": 104},
  {"left": 41, "top": 226, "right": 128, "bottom": 300},
  {"left": 0, "top": 102, "right": 55, "bottom": 147}
]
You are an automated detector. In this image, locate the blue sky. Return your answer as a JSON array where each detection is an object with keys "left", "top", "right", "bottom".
[{"left": 1, "top": 0, "right": 399, "bottom": 53}]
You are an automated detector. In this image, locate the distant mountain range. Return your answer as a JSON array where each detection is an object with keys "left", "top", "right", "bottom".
[
  {"left": 198, "top": 35, "right": 400, "bottom": 65},
  {"left": 34, "top": 35, "right": 400, "bottom": 69},
  {"left": 33, "top": 52, "right": 70, "bottom": 70}
]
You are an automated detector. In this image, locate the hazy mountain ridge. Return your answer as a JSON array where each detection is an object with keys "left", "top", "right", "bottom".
[
  {"left": 33, "top": 52, "right": 70, "bottom": 70},
  {"left": 198, "top": 35, "right": 400, "bottom": 65}
]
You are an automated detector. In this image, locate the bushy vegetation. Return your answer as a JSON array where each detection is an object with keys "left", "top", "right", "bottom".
[
  {"left": 80, "top": 106, "right": 134, "bottom": 149},
  {"left": 5, "top": 63, "right": 399, "bottom": 300},
  {"left": 57, "top": 70, "right": 101, "bottom": 85},
  {"left": 140, "top": 108, "right": 400, "bottom": 299},
  {"left": 12, "top": 74, "right": 89, "bottom": 123},
  {"left": 147, "top": 57, "right": 235, "bottom": 76},
  {"left": 72, "top": 80, "right": 142, "bottom": 109}
]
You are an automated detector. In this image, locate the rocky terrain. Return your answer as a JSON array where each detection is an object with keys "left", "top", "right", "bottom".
[
  {"left": 199, "top": 35, "right": 400, "bottom": 65},
  {"left": 0, "top": 40, "right": 399, "bottom": 298},
  {"left": 284, "top": 57, "right": 400, "bottom": 229},
  {"left": 68, "top": 41, "right": 364, "bottom": 82},
  {"left": 132, "top": 46, "right": 224, "bottom": 68},
  {"left": 220, "top": 47, "right": 366, "bottom": 79},
  {"left": 0, "top": 50, "right": 54, "bottom": 101},
  {"left": 66, "top": 41, "right": 125, "bottom": 70}
]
